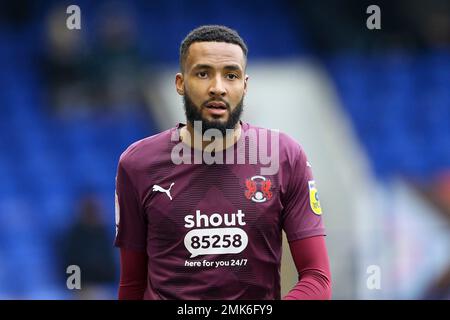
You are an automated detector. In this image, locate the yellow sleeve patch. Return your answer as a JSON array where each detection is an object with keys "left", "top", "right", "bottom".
[{"left": 308, "top": 180, "right": 322, "bottom": 215}]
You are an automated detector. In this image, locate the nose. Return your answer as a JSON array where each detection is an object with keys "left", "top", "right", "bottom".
[{"left": 209, "top": 75, "right": 226, "bottom": 97}]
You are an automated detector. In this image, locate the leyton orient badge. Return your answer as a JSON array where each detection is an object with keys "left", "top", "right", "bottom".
[{"left": 245, "top": 176, "right": 272, "bottom": 203}]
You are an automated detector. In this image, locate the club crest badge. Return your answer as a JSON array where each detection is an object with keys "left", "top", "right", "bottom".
[{"left": 245, "top": 176, "right": 273, "bottom": 203}]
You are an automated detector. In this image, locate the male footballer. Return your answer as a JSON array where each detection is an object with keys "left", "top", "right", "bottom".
[{"left": 114, "top": 25, "right": 331, "bottom": 300}]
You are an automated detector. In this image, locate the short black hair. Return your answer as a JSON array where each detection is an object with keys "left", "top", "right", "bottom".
[{"left": 179, "top": 25, "right": 248, "bottom": 72}]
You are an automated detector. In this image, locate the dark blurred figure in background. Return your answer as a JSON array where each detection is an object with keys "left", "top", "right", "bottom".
[
  {"left": 0, "top": 0, "right": 34, "bottom": 31},
  {"left": 58, "top": 194, "right": 116, "bottom": 299},
  {"left": 88, "top": 2, "right": 146, "bottom": 111},
  {"left": 39, "top": 2, "right": 148, "bottom": 118},
  {"left": 290, "top": 0, "right": 450, "bottom": 52},
  {"left": 39, "top": 5, "right": 92, "bottom": 117}
]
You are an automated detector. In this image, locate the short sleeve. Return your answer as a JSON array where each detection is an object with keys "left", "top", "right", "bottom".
[
  {"left": 281, "top": 145, "right": 326, "bottom": 242},
  {"left": 114, "top": 158, "right": 147, "bottom": 251}
]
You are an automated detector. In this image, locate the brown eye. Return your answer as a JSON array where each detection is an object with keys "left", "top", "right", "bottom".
[
  {"left": 197, "top": 71, "right": 208, "bottom": 79},
  {"left": 226, "top": 73, "right": 238, "bottom": 80}
]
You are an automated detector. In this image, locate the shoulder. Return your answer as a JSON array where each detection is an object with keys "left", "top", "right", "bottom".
[
  {"left": 118, "top": 127, "right": 175, "bottom": 173},
  {"left": 245, "top": 122, "right": 307, "bottom": 166},
  {"left": 278, "top": 131, "right": 306, "bottom": 164}
]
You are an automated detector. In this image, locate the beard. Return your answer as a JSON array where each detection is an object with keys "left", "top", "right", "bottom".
[{"left": 183, "top": 92, "right": 244, "bottom": 136}]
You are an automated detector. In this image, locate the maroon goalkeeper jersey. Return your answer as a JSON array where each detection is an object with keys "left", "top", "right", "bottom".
[{"left": 114, "top": 121, "right": 326, "bottom": 299}]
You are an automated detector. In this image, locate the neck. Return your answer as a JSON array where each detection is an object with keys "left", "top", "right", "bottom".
[{"left": 180, "top": 121, "right": 242, "bottom": 151}]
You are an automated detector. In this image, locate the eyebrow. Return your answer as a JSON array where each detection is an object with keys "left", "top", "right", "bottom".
[
  {"left": 223, "top": 64, "right": 242, "bottom": 72},
  {"left": 191, "top": 64, "right": 243, "bottom": 72}
]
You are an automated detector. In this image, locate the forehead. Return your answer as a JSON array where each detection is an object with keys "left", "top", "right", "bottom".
[{"left": 185, "top": 42, "right": 245, "bottom": 71}]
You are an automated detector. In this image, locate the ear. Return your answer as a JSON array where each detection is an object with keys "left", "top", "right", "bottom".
[
  {"left": 243, "top": 74, "right": 249, "bottom": 95},
  {"left": 175, "top": 73, "right": 184, "bottom": 96}
]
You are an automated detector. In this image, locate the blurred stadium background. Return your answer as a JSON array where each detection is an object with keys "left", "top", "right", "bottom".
[{"left": 0, "top": 0, "right": 448, "bottom": 299}]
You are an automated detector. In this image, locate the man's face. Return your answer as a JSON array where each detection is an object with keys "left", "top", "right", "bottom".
[{"left": 176, "top": 42, "right": 248, "bottom": 135}]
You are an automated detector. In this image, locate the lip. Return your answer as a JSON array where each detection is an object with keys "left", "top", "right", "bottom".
[
  {"left": 204, "top": 101, "right": 228, "bottom": 116},
  {"left": 205, "top": 107, "right": 227, "bottom": 116},
  {"left": 205, "top": 101, "right": 227, "bottom": 109}
]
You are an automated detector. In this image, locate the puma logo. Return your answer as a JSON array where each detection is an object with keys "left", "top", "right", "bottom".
[{"left": 152, "top": 182, "right": 175, "bottom": 200}]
